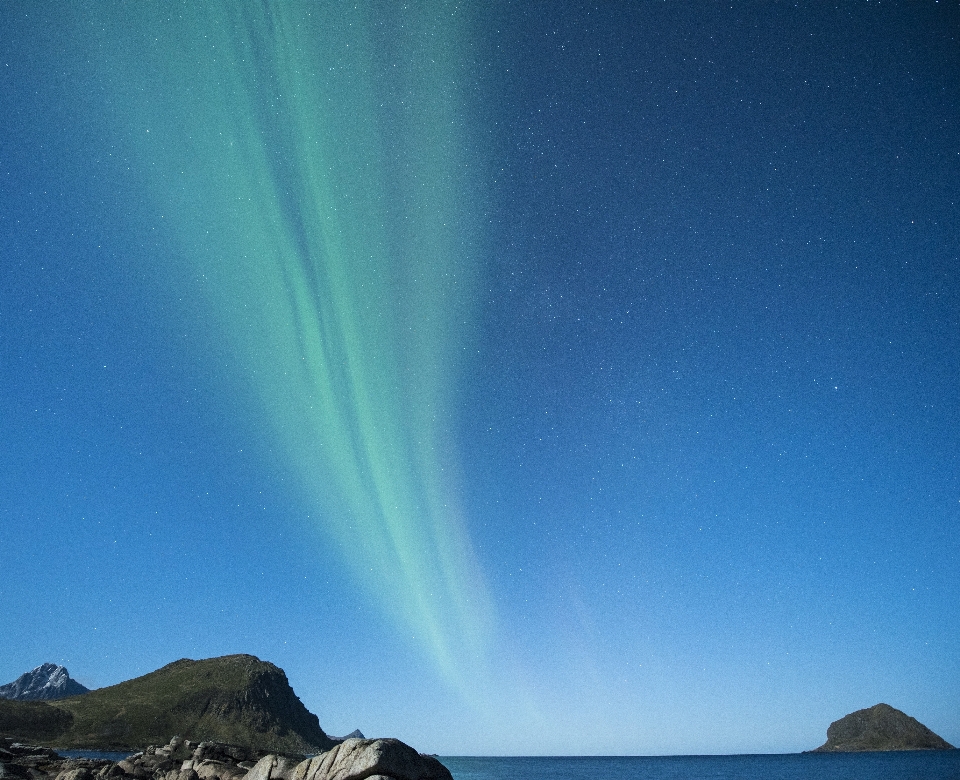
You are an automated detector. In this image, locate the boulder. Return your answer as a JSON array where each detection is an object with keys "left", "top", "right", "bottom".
[
  {"left": 190, "top": 745, "right": 261, "bottom": 769},
  {"left": 244, "top": 755, "right": 297, "bottom": 780},
  {"left": 51, "top": 763, "right": 108, "bottom": 780},
  {"left": 192, "top": 762, "right": 247, "bottom": 780},
  {"left": 115, "top": 761, "right": 147, "bottom": 780},
  {"left": 134, "top": 755, "right": 174, "bottom": 775},
  {"left": 53, "top": 769, "right": 92, "bottom": 780},
  {"left": 0, "top": 764, "right": 31, "bottom": 780},
  {"left": 94, "top": 764, "right": 125, "bottom": 780},
  {"left": 5, "top": 747, "right": 58, "bottom": 760},
  {"left": 291, "top": 739, "right": 451, "bottom": 780}
]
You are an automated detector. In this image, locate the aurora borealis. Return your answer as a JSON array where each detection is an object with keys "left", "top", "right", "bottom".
[
  {"left": 3, "top": 0, "right": 959, "bottom": 757},
  {"left": 92, "top": 2, "right": 493, "bottom": 686}
]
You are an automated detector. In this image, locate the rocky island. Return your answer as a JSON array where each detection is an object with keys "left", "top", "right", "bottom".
[{"left": 812, "top": 703, "right": 955, "bottom": 752}]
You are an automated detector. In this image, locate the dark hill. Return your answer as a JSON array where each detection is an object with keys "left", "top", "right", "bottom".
[
  {"left": 813, "top": 703, "right": 955, "bottom": 752},
  {"left": 0, "top": 699, "right": 74, "bottom": 741},
  {"left": 0, "top": 655, "right": 334, "bottom": 753}
]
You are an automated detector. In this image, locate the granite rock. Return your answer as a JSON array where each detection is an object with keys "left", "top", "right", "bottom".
[
  {"left": 1, "top": 736, "right": 451, "bottom": 780},
  {"left": 291, "top": 739, "right": 451, "bottom": 780}
]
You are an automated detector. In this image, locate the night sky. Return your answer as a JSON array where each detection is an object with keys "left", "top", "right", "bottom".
[{"left": 2, "top": 1, "right": 958, "bottom": 757}]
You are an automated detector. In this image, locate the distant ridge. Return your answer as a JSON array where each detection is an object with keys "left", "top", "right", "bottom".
[
  {"left": 0, "top": 654, "right": 335, "bottom": 753},
  {"left": 812, "top": 703, "right": 955, "bottom": 752},
  {"left": 330, "top": 729, "right": 365, "bottom": 742},
  {"left": 0, "top": 664, "right": 90, "bottom": 701}
]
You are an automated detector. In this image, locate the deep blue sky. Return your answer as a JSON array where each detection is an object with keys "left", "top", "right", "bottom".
[{"left": 2, "top": 1, "right": 958, "bottom": 756}]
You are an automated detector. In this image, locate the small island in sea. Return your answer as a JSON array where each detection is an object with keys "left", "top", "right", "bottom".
[{"left": 811, "top": 703, "right": 955, "bottom": 752}]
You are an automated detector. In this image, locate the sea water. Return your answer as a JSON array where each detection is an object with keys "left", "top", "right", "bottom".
[
  {"left": 55, "top": 749, "right": 960, "bottom": 779},
  {"left": 438, "top": 752, "right": 960, "bottom": 780}
]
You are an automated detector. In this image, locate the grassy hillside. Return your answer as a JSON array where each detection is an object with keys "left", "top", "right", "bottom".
[
  {"left": 0, "top": 655, "right": 334, "bottom": 753},
  {"left": 0, "top": 699, "right": 73, "bottom": 741}
]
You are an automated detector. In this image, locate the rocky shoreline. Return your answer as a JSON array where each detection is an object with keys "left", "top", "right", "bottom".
[{"left": 1, "top": 735, "right": 452, "bottom": 780}]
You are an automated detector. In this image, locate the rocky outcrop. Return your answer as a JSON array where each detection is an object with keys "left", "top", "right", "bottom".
[
  {"left": 813, "top": 703, "right": 955, "bottom": 752},
  {"left": 0, "top": 666, "right": 90, "bottom": 701},
  {"left": 0, "top": 741, "right": 110, "bottom": 780},
  {"left": 0, "top": 737, "right": 451, "bottom": 780},
  {"left": 243, "top": 754, "right": 299, "bottom": 780},
  {"left": 291, "top": 739, "right": 450, "bottom": 780}
]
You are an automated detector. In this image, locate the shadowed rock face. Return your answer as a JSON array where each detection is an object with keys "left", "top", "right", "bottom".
[{"left": 813, "top": 703, "right": 955, "bottom": 752}]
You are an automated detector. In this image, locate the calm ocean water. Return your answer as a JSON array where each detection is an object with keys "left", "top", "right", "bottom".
[
  {"left": 56, "top": 749, "right": 960, "bottom": 780},
  {"left": 438, "top": 752, "right": 960, "bottom": 780}
]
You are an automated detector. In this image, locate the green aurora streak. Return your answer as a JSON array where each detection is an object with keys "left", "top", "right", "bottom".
[{"left": 91, "top": 2, "right": 493, "bottom": 684}]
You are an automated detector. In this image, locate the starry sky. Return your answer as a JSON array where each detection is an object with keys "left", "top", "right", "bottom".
[{"left": 1, "top": 0, "right": 958, "bottom": 758}]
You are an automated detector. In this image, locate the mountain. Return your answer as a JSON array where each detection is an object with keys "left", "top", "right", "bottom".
[
  {"left": 330, "top": 729, "right": 365, "bottom": 741},
  {"left": 812, "top": 703, "right": 955, "bottom": 752},
  {"left": 0, "top": 655, "right": 335, "bottom": 753},
  {"left": 0, "top": 663, "right": 90, "bottom": 700}
]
